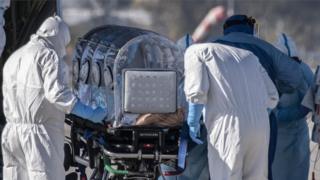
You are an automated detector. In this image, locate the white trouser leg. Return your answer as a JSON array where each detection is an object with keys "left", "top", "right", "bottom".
[{"left": 1, "top": 125, "right": 29, "bottom": 180}]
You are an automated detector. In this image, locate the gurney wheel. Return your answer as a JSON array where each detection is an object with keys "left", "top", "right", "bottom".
[
  {"left": 65, "top": 172, "right": 78, "bottom": 180},
  {"left": 64, "top": 143, "right": 73, "bottom": 171}
]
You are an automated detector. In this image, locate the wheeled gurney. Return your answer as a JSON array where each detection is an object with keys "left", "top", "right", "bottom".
[{"left": 64, "top": 25, "right": 188, "bottom": 180}]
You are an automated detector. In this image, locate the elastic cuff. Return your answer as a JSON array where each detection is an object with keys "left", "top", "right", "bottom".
[{"left": 187, "top": 95, "right": 207, "bottom": 104}]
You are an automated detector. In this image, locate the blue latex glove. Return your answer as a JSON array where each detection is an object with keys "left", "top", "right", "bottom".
[
  {"left": 187, "top": 102, "right": 204, "bottom": 144},
  {"left": 71, "top": 100, "right": 107, "bottom": 123}
]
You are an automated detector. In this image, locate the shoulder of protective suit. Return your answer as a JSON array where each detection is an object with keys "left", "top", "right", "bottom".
[
  {"left": 34, "top": 46, "right": 59, "bottom": 67},
  {"left": 185, "top": 43, "right": 219, "bottom": 62},
  {"left": 186, "top": 43, "right": 224, "bottom": 53}
]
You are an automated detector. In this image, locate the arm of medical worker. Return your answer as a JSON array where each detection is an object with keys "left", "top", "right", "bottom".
[
  {"left": 273, "top": 49, "right": 308, "bottom": 94},
  {"left": 184, "top": 45, "right": 210, "bottom": 144},
  {"left": 275, "top": 105, "right": 310, "bottom": 123},
  {"left": 41, "top": 50, "right": 77, "bottom": 113},
  {"left": 260, "top": 63, "right": 279, "bottom": 109},
  {"left": 187, "top": 102, "right": 204, "bottom": 144},
  {"left": 276, "top": 88, "right": 311, "bottom": 122},
  {"left": 183, "top": 45, "right": 210, "bottom": 104},
  {"left": 40, "top": 50, "right": 107, "bottom": 122}
]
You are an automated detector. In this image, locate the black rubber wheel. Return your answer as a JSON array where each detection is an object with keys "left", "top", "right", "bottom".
[
  {"left": 64, "top": 143, "right": 73, "bottom": 171},
  {"left": 65, "top": 172, "right": 78, "bottom": 180}
]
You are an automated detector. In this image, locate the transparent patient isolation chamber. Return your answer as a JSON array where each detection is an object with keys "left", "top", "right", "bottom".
[{"left": 64, "top": 25, "right": 188, "bottom": 180}]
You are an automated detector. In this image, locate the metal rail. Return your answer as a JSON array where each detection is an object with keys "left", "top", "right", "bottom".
[{"left": 103, "top": 149, "right": 177, "bottom": 160}]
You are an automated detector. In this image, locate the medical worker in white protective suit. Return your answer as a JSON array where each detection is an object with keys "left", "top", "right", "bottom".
[
  {"left": 271, "top": 33, "right": 313, "bottom": 180},
  {"left": 1, "top": 16, "right": 107, "bottom": 180},
  {"left": 0, "top": 0, "right": 10, "bottom": 56},
  {"left": 215, "top": 16, "right": 309, "bottom": 180},
  {"left": 184, "top": 43, "right": 279, "bottom": 180}
]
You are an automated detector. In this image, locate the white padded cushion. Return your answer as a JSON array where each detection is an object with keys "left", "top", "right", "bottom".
[{"left": 123, "top": 70, "right": 177, "bottom": 113}]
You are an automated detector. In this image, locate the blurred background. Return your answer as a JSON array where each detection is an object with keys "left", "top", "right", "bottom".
[{"left": 62, "top": 0, "right": 320, "bottom": 69}]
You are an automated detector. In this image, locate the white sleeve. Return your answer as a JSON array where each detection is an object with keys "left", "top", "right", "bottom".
[
  {"left": 259, "top": 63, "right": 279, "bottom": 109},
  {"left": 41, "top": 50, "right": 77, "bottom": 113},
  {"left": 184, "top": 46, "right": 210, "bottom": 104}
]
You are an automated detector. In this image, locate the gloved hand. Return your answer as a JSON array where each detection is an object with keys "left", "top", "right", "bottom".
[
  {"left": 90, "top": 107, "right": 108, "bottom": 123},
  {"left": 71, "top": 100, "right": 107, "bottom": 123},
  {"left": 187, "top": 102, "right": 204, "bottom": 145},
  {"left": 189, "top": 126, "right": 203, "bottom": 145}
]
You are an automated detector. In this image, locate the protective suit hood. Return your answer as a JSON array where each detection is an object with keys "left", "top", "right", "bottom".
[
  {"left": 36, "top": 16, "right": 70, "bottom": 57},
  {"left": 275, "top": 33, "right": 299, "bottom": 58}
]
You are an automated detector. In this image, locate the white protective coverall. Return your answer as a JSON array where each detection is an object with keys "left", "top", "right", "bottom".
[
  {"left": 184, "top": 43, "right": 279, "bottom": 180},
  {"left": 0, "top": 0, "right": 10, "bottom": 56},
  {"left": 1, "top": 16, "right": 77, "bottom": 180}
]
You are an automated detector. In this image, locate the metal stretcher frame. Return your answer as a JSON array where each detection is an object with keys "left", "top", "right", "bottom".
[
  {"left": 65, "top": 114, "right": 187, "bottom": 180},
  {"left": 65, "top": 25, "right": 187, "bottom": 180}
]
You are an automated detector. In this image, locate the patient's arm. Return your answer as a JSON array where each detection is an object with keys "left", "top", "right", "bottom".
[{"left": 135, "top": 108, "right": 185, "bottom": 127}]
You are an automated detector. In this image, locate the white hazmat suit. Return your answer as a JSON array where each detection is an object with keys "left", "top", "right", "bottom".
[
  {"left": 0, "top": 0, "right": 10, "bottom": 56},
  {"left": 184, "top": 43, "right": 279, "bottom": 180},
  {"left": 1, "top": 16, "right": 76, "bottom": 180}
]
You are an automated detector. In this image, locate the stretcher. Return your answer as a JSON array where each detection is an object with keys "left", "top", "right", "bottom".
[{"left": 64, "top": 25, "right": 188, "bottom": 180}]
